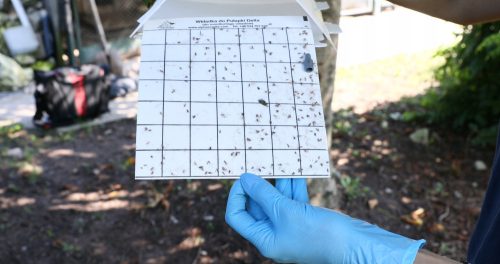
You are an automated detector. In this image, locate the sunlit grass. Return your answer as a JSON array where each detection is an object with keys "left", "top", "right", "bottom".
[
  {"left": 338, "top": 49, "right": 444, "bottom": 85},
  {"left": 334, "top": 49, "right": 448, "bottom": 113}
]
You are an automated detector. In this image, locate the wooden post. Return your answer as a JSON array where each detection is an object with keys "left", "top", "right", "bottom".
[{"left": 308, "top": 0, "right": 342, "bottom": 209}]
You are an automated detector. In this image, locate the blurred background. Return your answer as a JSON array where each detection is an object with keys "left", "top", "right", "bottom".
[{"left": 1, "top": 0, "right": 499, "bottom": 263}]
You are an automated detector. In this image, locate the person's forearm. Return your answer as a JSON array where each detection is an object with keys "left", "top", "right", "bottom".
[
  {"left": 387, "top": 0, "right": 500, "bottom": 25},
  {"left": 414, "top": 250, "right": 460, "bottom": 264}
]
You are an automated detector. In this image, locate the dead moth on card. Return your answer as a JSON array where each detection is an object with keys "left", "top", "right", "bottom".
[
  {"left": 299, "top": 127, "right": 328, "bottom": 150},
  {"left": 218, "top": 103, "right": 244, "bottom": 125},
  {"left": 191, "top": 45, "right": 214, "bottom": 61},
  {"left": 135, "top": 151, "right": 162, "bottom": 177},
  {"left": 246, "top": 127, "right": 272, "bottom": 150},
  {"left": 219, "top": 151, "right": 245, "bottom": 176},
  {"left": 271, "top": 104, "right": 297, "bottom": 126},
  {"left": 136, "top": 126, "right": 162, "bottom": 150},
  {"left": 191, "top": 62, "right": 216, "bottom": 81},
  {"left": 291, "top": 63, "right": 319, "bottom": 84},
  {"left": 191, "top": 29, "right": 214, "bottom": 44},
  {"left": 265, "top": 44, "right": 290, "bottom": 62},
  {"left": 191, "top": 102, "right": 217, "bottom": 124},
  {"left": 216, "top": 44, "right": 240, "bottom": 61},
  {"left": 243, "top": 82, "right": 269, "bottom": 103},
  {"left": 296, "top": 104, "right": 325, "bottom": 127},
  {"left": 264, "top": 28, "right": 288, "bottom": 44},
  {"left": 191, "top": 81, "right": 216, "bottom": 101},
  {"left": 272, "top": 126, "right": 299, "bottom": 149},
  {"left": 244, "top": 103, "right": 270, "bottom": 125},
  {"left": 191, "top": 151, "right": 218, "bottom": 176},
  {"left": 247, "top": 150, "right": 274, "bottom": 176},
  {"left": 294, "top": 83, "right": 322, "bottom": 105},
  {"left": 266, "top": 63, "right": 292, "bottom": 82},
  {"left": 164, "top": 102, "right": 190, "bottom": 125},
  {"left": 274, "top": 150, "right": 301, "bottom": 175},
  {"left": 301, "top": 150, "right": 330, "bottom": 175},
  {"left": 217, "top": 62, "right": 241, "bottom": 81}
]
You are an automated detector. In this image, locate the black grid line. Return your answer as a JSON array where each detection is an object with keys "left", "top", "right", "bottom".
[
  {"left": 261, "top": 28, "right": 276, "bottom": 176},
  {"left": 160, "top": 29, "right": 168, "bottom": 178},
  {"left": 137, "top": 124, "right": 324, "bottom": 128},
  {"left": 136, "top": 175, "right": 329, "bottom": 180},
  {"left": 138, "top": 100, "right": 321, "bottom": 107},
  {"left": 139, "top": 79, "right": 320, "bottom": 85},
  {"left": 142, "top": 43, "right": 315, "bottom": 47},
  {"left": 189, "top": 29, "right": 192, "bottom": 178},
  {"left": 137, "top": 148, "right": 326, "bottom": 152},
  {"left": 237, "top": 28, "right": 248, "bottom": 172},
  {"left": 142, "top": 60, "right": 314, "bottom": 64},
  {"left": 213, "top": 28, "right": 220, "bottom": 177},
  {"left": 285, "top": 28, "right": 304, "bottom": 176},
  {"left": 138, "top": 21, "right": 327, "bottom": 179},
  {"left": 141, "top": 61, "right": 317, "bottom": 65}
]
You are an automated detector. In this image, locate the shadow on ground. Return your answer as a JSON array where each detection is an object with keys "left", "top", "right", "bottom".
[
  {"left": 332, "top": 101, "right": 493, "bottom": 262},
  {"left": 0, "top": 99, "right": 494, "bottom": 262},
  {"left": 0, "top": 120, "right": 268, "bottom": 264}
]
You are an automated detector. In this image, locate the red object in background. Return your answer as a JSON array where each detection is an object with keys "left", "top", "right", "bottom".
[{"left": 67, "top": 73, "right": 87, "bottom": 117}]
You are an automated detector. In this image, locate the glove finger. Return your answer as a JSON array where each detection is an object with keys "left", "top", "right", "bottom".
[
  {"left": 275, "top": 179, "right": 309, "bottom": 203},
  {"left": 275, "top": 179, "right": 293, "bottom": 199},
  {"left": 247, "top": 199, "right": 268, "bottom": 221},
  {"left": 292, "top": 178, "right": 310, "bottom": 203},
  {"left": 240, "top": 173, "right": 285, "bottom": 221},
  {"left": 226, "top": 180, "right": 274, "bottom": 248},
  {"left": 226, "top": 180, "right": 256, "bottom": 230}
]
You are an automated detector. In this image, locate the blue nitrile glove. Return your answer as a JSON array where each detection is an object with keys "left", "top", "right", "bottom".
[{"left": 225, "top": 173, "right": 425, "bottom": 264}]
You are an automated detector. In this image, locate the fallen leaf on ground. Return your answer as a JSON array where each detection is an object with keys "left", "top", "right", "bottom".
[
  {"left": 401, "top": 196, "right": 412, "bottom": 204},
  {"left": 401, "top": 207, "right": 425, "bottom": 227},
  {"left": 337, "top": 158, "right": 349, "bottom": 166},
  {"left": 412, "top": 208, "right": 425, "bottom": 219},
  {"left": 207, "top": 183, "right": 223, "bottom": 191},
  {"left": 368, "top": 199, "right": 379, "bottom": 210},
  {"left": 428, "top": 223, "right": 445, "bottom": 234},
  {"left": 18, "top": 163, "right": 43, "bottom": 176}
]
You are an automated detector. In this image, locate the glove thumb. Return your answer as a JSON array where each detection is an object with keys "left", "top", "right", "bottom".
[{"left": 240, "top": 173, "right": 287, "bottom": 221}]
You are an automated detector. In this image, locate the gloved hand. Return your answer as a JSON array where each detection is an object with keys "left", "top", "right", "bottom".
[{"left": 225, "top": 173, "right": 425, "bottom": 264}]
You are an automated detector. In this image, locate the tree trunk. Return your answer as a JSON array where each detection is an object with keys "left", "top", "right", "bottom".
[{"left": 308, "top": 0, "right": 342, "bottom": 209}]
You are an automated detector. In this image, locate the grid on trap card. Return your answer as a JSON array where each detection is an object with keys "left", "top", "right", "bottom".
[{"left": 135, "top": 16, "right": 330, "bottom": 180}]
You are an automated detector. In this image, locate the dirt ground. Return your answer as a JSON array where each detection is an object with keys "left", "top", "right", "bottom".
[
  {"left": 331, "top": 102, "right": 494, "bottom": 262},
  {"left": 1, "top": 101, "right": 494, "bottom": 263},
  {"left": 0, "top": 120, "right": 269, "bottom": 264},
  {"left": 329, "top": 49, "right": 496, "bottom": 262},
  {"left": 1, "top": 48, "right": 494, "bottom": 263}
]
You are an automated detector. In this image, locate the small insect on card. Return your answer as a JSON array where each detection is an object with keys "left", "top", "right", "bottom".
[{"left": 135, "top": 16, "right": 330, "bottom": 179}]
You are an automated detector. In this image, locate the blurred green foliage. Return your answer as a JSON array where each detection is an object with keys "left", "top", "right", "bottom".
[
  {"left": 143, "top": 0, "right": 156, "bottom": 8},
  {"left": 340, "top": 176, "right": 370, "bottom": 200},
  {"left": 419, "top": 23, "right": 500, "bottom": 145}
]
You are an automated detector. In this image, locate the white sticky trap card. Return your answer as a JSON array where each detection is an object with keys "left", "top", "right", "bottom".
[{"left": 135, "top": 16, "right": 331, "bottom": 179}]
